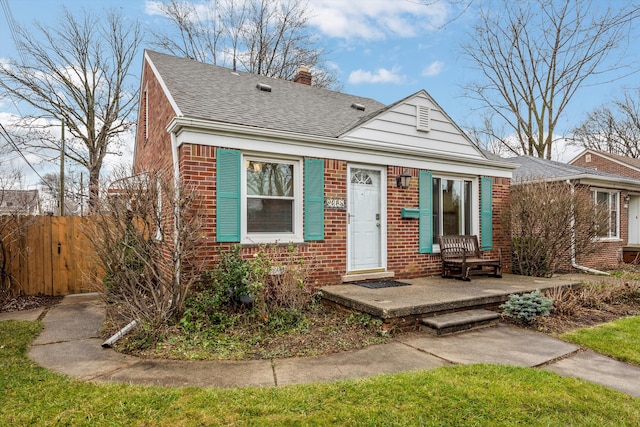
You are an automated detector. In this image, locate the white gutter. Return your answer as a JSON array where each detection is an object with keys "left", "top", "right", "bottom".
[{"left": 567, "top": 180, "right": 610, "bottom": 276}]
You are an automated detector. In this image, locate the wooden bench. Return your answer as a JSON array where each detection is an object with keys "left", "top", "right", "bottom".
[{"left": 438, "top": 235, "right": 502, "bottom": 281}]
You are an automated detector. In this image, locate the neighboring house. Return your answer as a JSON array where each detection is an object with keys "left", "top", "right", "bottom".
[
  {"left": 133, "top": 50, "right": 515, "bottom": 284},
  {"left": 505, "top": 155, "right": 640, "bottom": 268},
  {"left": 570, "top": 149, "right": 640, "bottom": 179},
  {"left": 0, "top": 189, "right": 40, "bottom": 215}
]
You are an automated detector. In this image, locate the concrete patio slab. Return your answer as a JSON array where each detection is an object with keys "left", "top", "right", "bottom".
[
  {"left": 398, "top": 324, "right": 579, "bottom": 367},
  {"left": 545, "top": 350, "right": 640, "bottom": 398},
  {"left": 321, "top": 274, "right": 580, "bottom": 319},
  {"left": 273, "top": 341, "right": 448, "bottom": 386}
]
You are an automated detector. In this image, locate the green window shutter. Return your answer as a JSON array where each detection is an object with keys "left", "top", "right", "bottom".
[
  {"left": 216, "top": 148, "right": 241, "bottom": 242},
  {"left": 480, "top": 176, "right": 493, "bottom": 250},
  {"left": 304, "top": 158, "right": 324, "bottom": 241},
  {"left": 419, "top": 170, "right": 433, "bottom": 254}
]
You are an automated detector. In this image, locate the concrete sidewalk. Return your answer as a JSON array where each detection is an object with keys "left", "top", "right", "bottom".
[{"left": 3, "top": 293, "right": 639, "bottom": 397}]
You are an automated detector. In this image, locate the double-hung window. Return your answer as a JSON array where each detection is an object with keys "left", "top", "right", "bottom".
[
  {"left": 243, "top": 156, "right": 302, "bottom": 242},
  {"left": 432, "top": 177, "right": 474, "bottom": 244},
  {"left": 592, "top": 189, "right": 619, "bottom": 239}
]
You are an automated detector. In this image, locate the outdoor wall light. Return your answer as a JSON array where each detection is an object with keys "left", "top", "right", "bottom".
[
  {"left": 396, "top": 170, "right": 412, "bottom": 189},
  {"left": 624, "top": 194, "right": 630, "bottom": 202}
]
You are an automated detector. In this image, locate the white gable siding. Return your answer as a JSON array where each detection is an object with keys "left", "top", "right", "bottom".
[{"left": 341, "top": 92, "right": 483, "bottom": 160}]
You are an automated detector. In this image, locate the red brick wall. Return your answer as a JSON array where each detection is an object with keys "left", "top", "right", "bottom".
[
  {"left": 572, "top": 153, "right": 640, "bottom": 179},
  {"left": 175, "top": 150, "right": 512, "bottom": 284},
  {"left": 491, "top": 177, "right": 512, "bottom": 271},
  {"left": 133, "top": 61, "right": 175, "bottom": 176}
]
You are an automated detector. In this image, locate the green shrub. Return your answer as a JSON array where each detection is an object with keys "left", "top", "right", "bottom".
[{"left": 500, "top": 289, "right": 553, "bottom": 323}]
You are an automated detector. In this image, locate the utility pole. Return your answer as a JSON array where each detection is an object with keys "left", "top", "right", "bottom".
[{"left": 59, "top": 119, "right": 65, "bottom": 216}]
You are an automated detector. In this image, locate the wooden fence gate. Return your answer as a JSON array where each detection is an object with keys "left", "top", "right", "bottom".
[{"left": 3, "top": 216, "right": 101, "bottom": 296}]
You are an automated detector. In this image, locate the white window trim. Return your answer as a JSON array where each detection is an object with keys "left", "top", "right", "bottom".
[
  {"left": 592, "top": 188, "right": 620, "bottom": 241},
  {"left": 432, "top": 174, "right": 479, "bottom": 252},
  {"left": 241, "top": 154, "right": 303, "bottom": 244}
]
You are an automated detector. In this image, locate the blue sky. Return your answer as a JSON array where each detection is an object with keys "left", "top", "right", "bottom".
[{"left": 2, "top": 0, "right": 639, "bottom": 186}]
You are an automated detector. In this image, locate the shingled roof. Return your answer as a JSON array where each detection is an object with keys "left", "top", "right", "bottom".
[
  {"left": 146, "top": 50, "right": 386, "bottom": 138},
  {"left": 505, "top": 155, "right": 640, "bottom": 187}
]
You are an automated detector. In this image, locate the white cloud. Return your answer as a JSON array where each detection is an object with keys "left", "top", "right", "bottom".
[
  {"left": 308, "top": 0, "right": 450, "bottom": 40},
  {"left": 145, "top": 0, "right": 211, "bottom": 21},
  {"left": 144, "top": 0, "right": 164, "bottom": 16},
  {"left": 421, "top": 60, "right": 444, "bottom": 77},
  {"left": 348, "top": 66, "right": 405, "bottom": 84}
]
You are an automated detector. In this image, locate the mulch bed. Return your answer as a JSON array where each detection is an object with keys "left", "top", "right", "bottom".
[
  {"left": 0, "top": 295, "right": 63, "bottom": 313},
  {"left": 507, "top": 301, "right": 640, "bottom": 334}
]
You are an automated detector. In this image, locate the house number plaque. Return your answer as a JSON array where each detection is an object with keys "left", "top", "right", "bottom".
[{"left": 325, "top": 198, "right": 346, "bottom": 209}]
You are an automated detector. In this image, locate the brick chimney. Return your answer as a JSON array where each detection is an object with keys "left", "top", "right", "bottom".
[{"left": 293, "top": 66, "right": 312, "bottom": 85}]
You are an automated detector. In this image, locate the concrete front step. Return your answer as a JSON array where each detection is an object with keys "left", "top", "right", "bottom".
[{"left": 419, "top": 309, "right": 500, "bottom": 336}]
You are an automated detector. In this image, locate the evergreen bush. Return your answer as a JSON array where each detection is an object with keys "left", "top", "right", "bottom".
[{"left": 500, "top": 289, "right": 553, "bottom": 323}]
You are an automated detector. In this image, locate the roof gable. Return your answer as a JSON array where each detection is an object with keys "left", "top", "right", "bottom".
[
  {"left": 339, "top": 91, "right": 485, "bottom": 160},
  {"left": 569, "top": 149, "right": 640, "bottom": 172},
  {"left": 144, "top": 50, "right": 385, "bottom": 138}
]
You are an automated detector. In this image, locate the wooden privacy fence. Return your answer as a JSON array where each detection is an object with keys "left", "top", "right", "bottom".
[{"left": 3, "top": 216, "right": 102, "bottom": 296}]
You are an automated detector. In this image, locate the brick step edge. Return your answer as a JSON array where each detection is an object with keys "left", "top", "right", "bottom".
[{"left": 419, "top": 309, "right": 500, "bottom": 336}]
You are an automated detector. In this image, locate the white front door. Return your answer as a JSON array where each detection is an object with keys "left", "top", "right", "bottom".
[
  {"left": 629, "top": 196, "right": 640, "bottom": 245},
  {"left": 348, "top": 166, "right": 385, "bottom": 271}
]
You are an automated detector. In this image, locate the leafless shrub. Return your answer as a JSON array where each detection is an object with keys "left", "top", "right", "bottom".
[
  {"left": 234, "top": 244, "right": 318, "bottom": 322},
  {"left": 509, "top": 180, "right": 608, "bottom": 277},
  {"left": 544, "top": 279, "right": 640, "bottom": 315},
  {"left": 543, "top": 286, "right": 581, "bottom": 316},
  {"left": 86, "top": 168, "right": 204, "bottom": 333}
]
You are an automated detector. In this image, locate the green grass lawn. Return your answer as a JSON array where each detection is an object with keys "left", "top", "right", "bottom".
[
  {"left": 2, "top": 320, "right": 639, "bottom": 426},
  {"left": 560, "top": 315, "right": 640, "bottom": 366}
]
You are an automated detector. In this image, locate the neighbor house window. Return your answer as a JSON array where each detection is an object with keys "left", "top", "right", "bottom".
[
  {"left": 592, "top": 189, "right": 619, "bottom": 239},
  {"left": 432, "top": 177, "right": 473, "bottom": 244},
  {"left": 243, "top": 156, "right": 302, "bottom": 242}
]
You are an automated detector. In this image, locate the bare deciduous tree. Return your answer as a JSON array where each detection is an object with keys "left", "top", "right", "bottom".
[
  {"left": 0, "top": 8, "right": 142, "bottom": 211},
  {"left": 462, "top": 0, "right": 640, "bottom": 159},
  {"left": 150, "top": 0, "right": 340, "bottom": 89},
  {"left": 572, "top": 89, "right": 640, "bottom": 158},
  {"left": 39, "top": 172, "right": 86, "bottom": 216}
]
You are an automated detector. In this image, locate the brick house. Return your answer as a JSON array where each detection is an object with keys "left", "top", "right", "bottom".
[
  {"left": 506, "top": 155, "right": 640, "bottom": 268},
  {"left": 132, "top": 50, "right": 515, "bottom": 285},
  {"left": 570, "top": 149, "right": 640, "bottom": 179},
  {"left": 569, "top": 149, "right": 640, "bottom": 262}
]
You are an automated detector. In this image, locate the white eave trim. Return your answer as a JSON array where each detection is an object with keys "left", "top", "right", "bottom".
[{"left": 166, "top": 117, "right": 518, "bottom": 172}]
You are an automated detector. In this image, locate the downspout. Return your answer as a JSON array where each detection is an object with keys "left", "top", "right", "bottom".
[
  {"left": 102, "top": 320, "right": 137, "bottom": 348},
  {"left": 567, "top": 179, "right": 609, "bottom": 276},
  {"left": 170, "top": 131, "right": 182, "bottom": 302}
]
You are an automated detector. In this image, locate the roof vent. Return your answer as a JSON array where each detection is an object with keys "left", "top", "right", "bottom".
[
  {"left": 351, "top": 103, "right": 365, "bottom": 111},
  {"left": 256, "top": 83, "right": 272, "bottom": 92}
]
